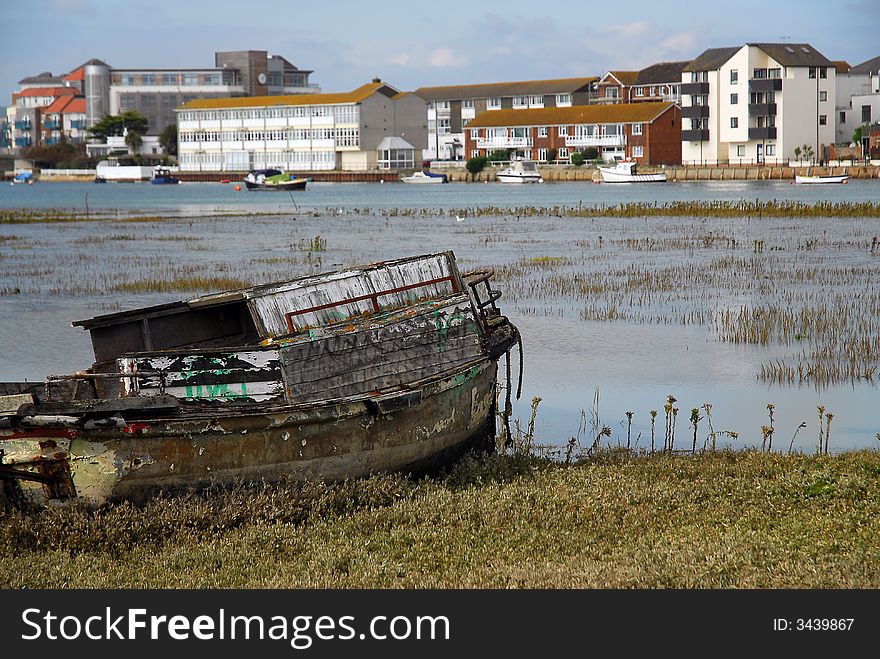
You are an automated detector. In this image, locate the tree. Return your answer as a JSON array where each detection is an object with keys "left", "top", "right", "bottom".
[
  {"left": 21, "top": 141, "right": 91, "bottom": 169},
  {"left": 465, "top": 155, "right": 489, "bottom": 179},
  {"left": 852, "top": 125, "right": 863, "bottom": 147},
  {"left": 87, "top": 111, "right": 149, "bottom": 141},
  {"left": 487, "top": 149, "right": 511, "bottom": 162},
  {"left": 125, "top": 130, "right": 143, "bottom": 154},
  {"left": 159, "top": 123, "right": 178, "bottom": 156}
]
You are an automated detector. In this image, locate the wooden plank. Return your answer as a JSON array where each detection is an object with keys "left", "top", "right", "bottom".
[{"left": 16, "top": 394, "right": 180, "bottom": 417}]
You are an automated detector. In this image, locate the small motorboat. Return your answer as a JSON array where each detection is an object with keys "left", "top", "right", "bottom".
[
  {"left": 496, "top": 160, "right": 543, "bottom": 184},
  {"left": 12, "top": 171, "right": 34, "bottom": 185},
  {"left": 400, "top": 170, "right": 448, "bottom": 184},
  {"left": 244, "top": 169, "right": 309, "bottom": 191},
  {"left": 598, "top": 161, "right": 666, "bottom": 183},
  {"left": 795, "top": 173, "right": 849, "bottom": 184},
  {"left": 150, "top": 166, "right": 181, "bottom": 185}
]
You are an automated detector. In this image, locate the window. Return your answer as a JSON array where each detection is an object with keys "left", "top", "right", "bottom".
[
  {"left": 538, "top": 148, "right": 547, "bottom": 161},
  {"left": 487, "top": 97, "right": 501, "bottom": 110},
  {"left": 753, "top": 68, "right": 767, "bottom": 79},
  {"left": 809, "top": 67, "right": 816, "bottom": 79},
  {"left": 839, "top": 111, "right": 846, "bottom": 124},
  {"left": 632, "top": 145, "right": 644, "bottom": 157},
  {"left": 558, "top": 148, "right": 568, "bottom": 159},
  {"left": 730, "top": 93, "right": 738, "bottom": 105},
  {"left": 736, "top": 145, "right": 745, "bottom": 157},
  {"left": 730, "top": 69, "right": 738, "bottom": 84},
  {"left": 528, "top": 95, "right": 543, "bottom": 107},
  {"left": 730, "top": 117, "right": 738, "bottom": 128},
  {"left": 606, "top": 87, "right": 619, "bottom": 99},
  {"left": 556, "top": 93, "right": 571, "bottom": 106},
  {"left": 862, "top": 105, "right": 872, "bottom": 123},
  {"left": 650, "top": 86, "right": 656, "bottom": 96},
  {"left": 819, "top": 91, "right": 827, "bottom": 102},
  {"left": 513, "top": 96, "right": 527, "bottom": 108},
  {"left": 471, "top": 150, "right": 479, "bottom": 158},
  {"left": 632, "top": 123, "right": 642, "bottom": 135},
  {"left": 471, "top": 129, "right": 479, "bottom": 138},
  {"left": 766, "top": 144, "right": 775, "bottom": 156},
  {"left": 819, "top": 115, "right": 827, "bottom": 126},
  {"left": 819, "top": 67, "right": 827, "bottom": 79},
  {"left": 636, "top": 87, "right": 644, "bottom": 97},
  {"left": 462, "top": 100, "right": 474, "bottom": 108},
  {"left": 558, "top": 126, "right": 568, "bottom": 137},
  {"left": 538, "top": 126, "right": 548, "bottom": 137}
]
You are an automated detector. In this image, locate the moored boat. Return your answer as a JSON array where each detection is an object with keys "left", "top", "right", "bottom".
[
  {"left": 150, "top": 166, "right": 181, "bottom": 185},
  {"left": 243, "top": 169, "right": 309, "bottom": 191},
  {"left": 400, "top": 170, "right": 448, "bottom": 184},
  {"left": 496, "top": 160, "right": 543, "bottom": 183},
  {"left": 0, "top": 252, "right": 520, "bottom": 506},
  {"left": 598, "top": 161, "right": 666, "bottom": 183},
  {"left": 794, "top": 173, "right": 849, "bottom": 184}
]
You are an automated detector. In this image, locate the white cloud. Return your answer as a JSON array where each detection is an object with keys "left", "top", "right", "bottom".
[
  {"left": 428, "top": 47, "right": 468, "bottom": 68},
  {"left": 608, "top": 21, "right": 651, "bottom": 39},
  {"left": 390, "top": 52, "right": 411, "bottom": 66}
]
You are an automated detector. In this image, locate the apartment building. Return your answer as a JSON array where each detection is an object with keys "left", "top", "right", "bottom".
[
  {"left": 463, "top": 102, "right": 681, "bottom": 165},
  {"left": 681, "top": 43, "right": 836, "bottom": 165},
  {"left": 595, "top": 71, "right": 638, "bottom": 103},
  {"left": 176, "top": 80, "right": 427, "bottom": 172},
  {"left": 836, "top": 55, "right": 880, "bottom": 148},
  {"left": 7, "top": 50, "right": 318, "bottom": 153},
  {"left": 414, "top": 77, "right": 598, "bottom": 160}
]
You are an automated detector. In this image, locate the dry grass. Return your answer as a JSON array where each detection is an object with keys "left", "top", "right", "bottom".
[{"left": 3, "top": 450, "right": 880, "bottom": 588}]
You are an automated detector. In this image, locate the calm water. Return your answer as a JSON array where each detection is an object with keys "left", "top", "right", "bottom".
[{"left": 2, "top": 179, "right": 879, "bottom": 454}]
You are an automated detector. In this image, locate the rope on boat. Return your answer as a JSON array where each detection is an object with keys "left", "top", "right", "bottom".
[
  {"left": 515, "top": 332, "right": 523, "bottom": 401},
  {"left": 504, "top": 349, "right": 513, "bottom": 447}
]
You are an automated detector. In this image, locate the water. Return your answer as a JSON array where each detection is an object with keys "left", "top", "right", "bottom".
[{"left": 1, "top": 178, "right": 879, "bottom": 454}]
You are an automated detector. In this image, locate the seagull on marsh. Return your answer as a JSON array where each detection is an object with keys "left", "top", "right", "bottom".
[{"left": 455, "top": 214, "right": 465, "bottom": 222}]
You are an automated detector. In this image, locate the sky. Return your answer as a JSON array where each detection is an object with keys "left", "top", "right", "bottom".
[{"left": 4, "top": 0, "right": 879, "bottom": 101}]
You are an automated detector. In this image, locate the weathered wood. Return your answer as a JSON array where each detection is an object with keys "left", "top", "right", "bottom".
[
  {"left": 1, "top": 394, "right": 34, "bottom": 415},
  {"left": 16, "top": 394, "right": 180, "bottom": 417}
]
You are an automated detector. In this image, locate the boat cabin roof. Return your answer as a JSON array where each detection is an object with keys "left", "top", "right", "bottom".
[{"left": 73, "top": 252, "right": 468, "bottom": 364}]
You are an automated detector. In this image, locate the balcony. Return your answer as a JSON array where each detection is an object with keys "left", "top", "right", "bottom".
[
  {"left": 70, "top": 120, "right": 86, "bottom": 129},
  {"left": 748, "top": 103, "right": 777, "bottom": 116},
  {"left": 748, "top": 127, "right": 777, "bottom": 140},
  {"left": 681, "top": 82, "right": 709, "bottom": 95},
  {"left": 681, "top": 129, "right": 710, "bottom": 141},
  {"left": 44, "top": 121, "right": 62, "bottom": 130},
  {"left": 476, "top": 137, "right": 532, "bottom": 149},
  {"left": 14, "top": 121, "right": 32, "bottom": 131},
  {"left": 681, "top": 105, "right": 710, "bottom": 119},
  {"left": 749, "top": 78, "right": 782, "bottom": 92},
  {"left": 15, "top": 137, "right": 32, "bottom": 147},
  {"left": 565, "top": 135, "right": 625, "bottom": 148}
]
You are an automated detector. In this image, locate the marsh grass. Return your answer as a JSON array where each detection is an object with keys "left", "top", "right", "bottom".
[{"left": 3, "top": 450, "right": 880, "bottom": 588}]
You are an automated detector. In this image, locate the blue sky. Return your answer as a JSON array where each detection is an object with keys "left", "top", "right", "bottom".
[{"left": 4, "top": 0, "right": 878, "bottom": 99}]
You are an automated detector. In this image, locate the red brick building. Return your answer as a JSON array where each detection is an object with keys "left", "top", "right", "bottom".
[{"left": 464, "top": 102, "right": 681, "bottom": 165}]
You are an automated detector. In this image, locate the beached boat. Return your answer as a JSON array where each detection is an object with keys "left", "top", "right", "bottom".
[
  {"left": 243, "top": 169, "right": 309, "bottom": 191},
  {"left": 795, "top": 173, "right": 849, "bottom": 184},
  {"left": 150, "top": 166, "right": 181, "bottom": 185},
  {"left": 11, "top": 171, "right": 34, "bottom": 185},
  {"left": 496, "top": 160, "right": 543, "bottom": 183},
  {"left": 400, "top": 170, "right": 448, "bottom": 184},
  {"left": 0, "top": 252, "right": 520, "bottom": 506},
  {"left": 598, "top": 161, "right": 666, "bottom": 183}
]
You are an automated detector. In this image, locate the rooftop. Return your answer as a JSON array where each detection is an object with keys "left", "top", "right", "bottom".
[
  {"left": 179, "top": 81, "right": 398, "bottom": 110},
  {"left": 414, "top": 77, "right": 598, "bottom": 102}
]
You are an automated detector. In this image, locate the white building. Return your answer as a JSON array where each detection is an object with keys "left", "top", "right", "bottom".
[
  {"left": 836, "top": 55, "right": 880, "bottom": 147},
  {"left": 176, "top": 80, "right": 427, "bottom": 172},
  {"left": 681, "top": 43, "right": 836, "bottom": 165}
]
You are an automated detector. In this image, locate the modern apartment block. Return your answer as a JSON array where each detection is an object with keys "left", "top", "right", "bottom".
[
  {"left": 836, "top": 55, "right": 880, "bottom": 149},
  {"left": 7, "top": 50, "right": 318, "bottom": 152},
  {"left": 463, "top": 102, "right": 681, "bottom": 165},
  {"left": 414, "top": 77, "right": 598, "bottom": 160},
  {"left": 176, "top": 80, "right": 427, "bottom": 172},
  {"left": 681, "top": 43, "right": 836, "bottom": 165}
]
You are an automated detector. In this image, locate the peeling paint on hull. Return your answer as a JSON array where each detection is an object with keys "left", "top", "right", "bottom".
[{"left": 9, "top": 360, "right": 498, "bottom": 506}]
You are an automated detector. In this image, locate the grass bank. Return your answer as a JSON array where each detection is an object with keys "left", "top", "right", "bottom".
[{"left": 3, "top": 449, "right": 880, "bottom": 588}]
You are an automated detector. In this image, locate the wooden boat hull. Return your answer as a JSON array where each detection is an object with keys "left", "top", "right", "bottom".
[
  {"left": 795, "top": 175, "right": 849, "bottom": 184},
  {"left": 244, "top": 178, "right": 308, "bottom": 191},
  {"left": 598, "top": 168, "right": 666, "bottom": 183},
  {"left": 2, "top": 360, "right": 498, "bottom": 506}
]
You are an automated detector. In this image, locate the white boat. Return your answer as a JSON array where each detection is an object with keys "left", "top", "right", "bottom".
[
  {"left": 598, "top": 161, "right": 666, "bottom": 183},
  {"left": 795, "top": 173, "right": 849, "bottom": 184},
  {"left": 496, "top": 160, "right": 543, "bottom": 184},
  {"left": 400, "top": 170, "right": 448, "bottom": 184}
]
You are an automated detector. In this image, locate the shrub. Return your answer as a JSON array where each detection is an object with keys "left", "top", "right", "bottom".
[
  {"left": 466, "top": 155, "right": 489, "bottom": 178},
  {"left": 570, "top": 151, "right": 585, "bottom": 166},
  {"left": 545, "top": 148, "right": 558, "bottom": 164}
]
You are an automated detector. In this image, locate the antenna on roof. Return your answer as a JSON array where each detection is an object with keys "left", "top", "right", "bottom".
[{"left": 779, "top": 36, "right": 790, "bottom": 42}]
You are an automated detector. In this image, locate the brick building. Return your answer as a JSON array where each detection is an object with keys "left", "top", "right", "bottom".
[{"left": 463, "top": 102, "right": 681, "bottom": 165}]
